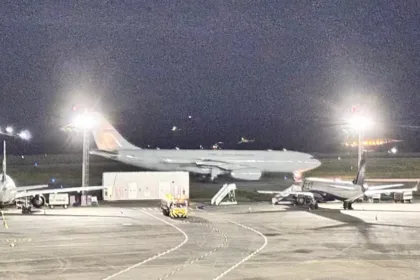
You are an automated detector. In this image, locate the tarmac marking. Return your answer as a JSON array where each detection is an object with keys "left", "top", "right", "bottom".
[
  {"left": 157, "top": 220, "right": 229, "bottom": 280},
  {"left": 212, "top": 220, "right": 268, "bottom": 280},
  {"left": 196, "top": 208, "right": 268, "bottom": 280},
  {"left": 1, "top": 211, "right": 8, "bottom": 229},
  {"left": 101, "top": 209, "right": 188, "bottom": 280}
]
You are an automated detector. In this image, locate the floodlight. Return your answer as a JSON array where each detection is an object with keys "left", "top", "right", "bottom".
[
  {"left": 348, "top": 115, "right": 374, "bottom": 131},
  {"left": 17, "top": 130, "right": 31, "bottom": 140},
  {"left": 72, "top": 113, "right": 98, "bottom": 130},
  {"left": 5, "top": 126, "right": 13, "bottom": 134}
]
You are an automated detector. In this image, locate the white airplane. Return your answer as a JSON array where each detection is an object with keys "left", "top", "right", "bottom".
[
  {"left": 259, "top": 151, "right": 418, "bottom": 210},
  {"left": 238, "top": 137, "right": 255, "bottom": 144},
  {"left": 89, "top": 113, "right": 321, "bottom": 181},
  {"left": 0, "top": 141, "right": 106, "bottom": 213}
]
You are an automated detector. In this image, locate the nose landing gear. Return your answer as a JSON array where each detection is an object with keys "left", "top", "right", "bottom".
[{"left": 16, "top": 197, "right": 32, "bottom": 214}]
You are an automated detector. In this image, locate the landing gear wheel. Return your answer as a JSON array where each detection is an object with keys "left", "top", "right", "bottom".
[
  {"left": 343, "top": 202, "right": 348, "bottom": 210},
  {"left": 22, "top": 207, "right": 32, "bottom": 214},
  {"left": 296, "top": 197, "right": 305, "bottom": 205},
  {"left": 348, "top": 203, "right": 353, "bottom": 210},
  {"left": 309, "top": 203, "right": 319, "bottom": 210}
]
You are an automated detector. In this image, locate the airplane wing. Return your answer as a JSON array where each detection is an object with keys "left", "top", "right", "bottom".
[
  {"left": 257, "top": 190, "right": 283, "bottom": 194},
  {"left": 346, "top": 184, "right": 417, "bottom": 202},
  {"left": 365, "top": 184, "right": 405, "bottom": 190},
  {"left": 16, "top": 185, "right": 49, "bottom": 192},
  {"left": 161, "top": 158, "right": 243, "bottom": 170},
  {"left": 328, "top": 185, "right": 356, "bottom": 190},
  {"left": 365, "top": 187, "right": 417, "bottom": 196},
  {"left": 366, "top": 179, "right": 420, "bottom": 183},
  {"left": 257, "top": 190, "right": 314, "bottom": 198},
  {"left": 162, "top": 157, "right": 263, "bottom": 179},
  {"left": 15, "top": 186, "right": 106, "bottom": 199}
]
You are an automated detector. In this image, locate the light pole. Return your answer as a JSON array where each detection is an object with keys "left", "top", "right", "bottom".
[
  {"left": 357, "top": 129, "right": 363, "bottom": 170},
  {"left": 82, "top": 125, "right": 90, "bottom": 188},
  {"left": 349, "top": 115, "right": 374, "bottom": 171},
  {"left": 71, "top": 110, "right": 97, "bottom": 188}
]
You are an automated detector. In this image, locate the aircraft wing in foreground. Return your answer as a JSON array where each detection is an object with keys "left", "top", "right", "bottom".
[
  {"left": 16, "top": 185, "right": 49, "bottom": 192},
  {"left": 15, "top": 186, "right": 106, "bottom": 199},
  {"left": 0, "top": 140, "right": 107, "bottom": 213}
]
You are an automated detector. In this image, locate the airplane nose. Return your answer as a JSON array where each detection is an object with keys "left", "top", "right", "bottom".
[{"left": 314, "top": 159, "right": 322, "bottom": 168}]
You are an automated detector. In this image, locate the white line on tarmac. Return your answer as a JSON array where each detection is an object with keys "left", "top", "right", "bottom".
[
  {"left": 196, "top": 208, "right": 268, "bottom": 280},
  {"left": 212, "top": 220, "right": 268, "bottom": 280},
  {"left": 157, "top": 221, "right": 229, "bottom": 280},
  {"left": 101, "top": 209, "right": 189, "bottom": 280}
]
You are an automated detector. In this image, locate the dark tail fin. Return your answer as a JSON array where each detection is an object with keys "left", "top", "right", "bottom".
[
  {"left": 353, "top": 151, "right": 367, "bottom": 186},
  {"left": 2, "top": 141, "right": 6, "bottom": 183}
]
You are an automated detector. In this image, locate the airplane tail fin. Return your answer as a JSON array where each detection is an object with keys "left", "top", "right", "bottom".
[
  {"left": 2, "top": 141, "right": 6, "bottom": 182},
  {"left": 91, "top": 113, "right": 139, "bottom": 151},
  {"left": 353, "top": 151, "right": 367, "bottom": 186}
]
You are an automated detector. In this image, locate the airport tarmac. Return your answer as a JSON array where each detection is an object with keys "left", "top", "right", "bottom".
[{"left": 1, "top": 202, "right": 420, "bottom": 279}]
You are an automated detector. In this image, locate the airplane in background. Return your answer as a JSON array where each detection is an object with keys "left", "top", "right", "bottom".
[
  {"left": 238, "top": 137, "right": 255, "bottom": 144},
  {"left": 88, "top": 113, "right": 321, "bottom": 182},
  {"left": 259, "top": 151, "right": 418, "bottom": 210},
  {"left": 0, "top": 141, "right": 106, "bottom": 213}
]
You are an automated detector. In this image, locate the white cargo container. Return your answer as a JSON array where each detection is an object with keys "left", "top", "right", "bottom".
[
  {"left": 49, "top": 193, "right": 69, "bottom": 208},
  {"left": 102, "top": 172, "right": 189, "bottom": 201}
]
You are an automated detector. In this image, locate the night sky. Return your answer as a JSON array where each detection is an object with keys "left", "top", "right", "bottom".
[{"left": 0, "top": 1, "right": 419, "bottom": 154}]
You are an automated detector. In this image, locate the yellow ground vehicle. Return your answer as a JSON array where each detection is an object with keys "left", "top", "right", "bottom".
[{"left": 161, "top": 194, "right": 188, "bottom": 218}]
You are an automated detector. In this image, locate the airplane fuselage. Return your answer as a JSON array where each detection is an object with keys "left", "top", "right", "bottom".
[
  {"left": 302, "top": 178, "right": 363, "bottom": 201},
  {"left": 92, "top": 148, "right": 321, "bottom": 175},
  {"left": 0, "top": 174, "right": 17, "bottom": 205}
]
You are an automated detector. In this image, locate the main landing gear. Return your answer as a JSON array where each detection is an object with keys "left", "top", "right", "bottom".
[
  {"left": 343, "top": 201, "right": 353, "bottom": 210},
  {"left": 295, "top": 195, "right": 319, "bottom": 210}
]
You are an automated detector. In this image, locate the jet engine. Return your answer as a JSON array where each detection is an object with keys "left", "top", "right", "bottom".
[
  {"left": 31, "top": 195, "right": 45, "bottom": 208},
  {"left": 230, "top": 168, "right": 262, "bottom": 181}
]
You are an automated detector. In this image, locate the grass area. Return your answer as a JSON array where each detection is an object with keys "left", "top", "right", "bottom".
[{"left": 308, "top": 157, "right": 420, "bottom": 179}]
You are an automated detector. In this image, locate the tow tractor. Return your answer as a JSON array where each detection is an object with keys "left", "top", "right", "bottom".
[{"left": 161, "top": 194, "right": 188, "bottom": 218}]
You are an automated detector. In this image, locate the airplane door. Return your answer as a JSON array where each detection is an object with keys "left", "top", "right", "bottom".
[
  {"left": 128, "top": 182, "right": 138, "bottom": 199},
  {"left": 144, "top": 186, "right": 150, "bottom": 197},
  {"left": 159, "top": 182, "right": 170, "bottom": 199}
]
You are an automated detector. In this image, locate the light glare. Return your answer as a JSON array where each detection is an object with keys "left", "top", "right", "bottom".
[
  {"left": 72, "top": 113, "right": 98, "bottom": 129},
  {"left": 390, "top": 147, "right": 398, "bottom": 154},
  {"left": 6, "top": 126, "right": 13, "bottom": 134},
  {"left": 348, "top": 115, "right": 374, "bottom": 131},
  {"left": 18, "top": 130, "right": 31, "bottom": 140}
]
